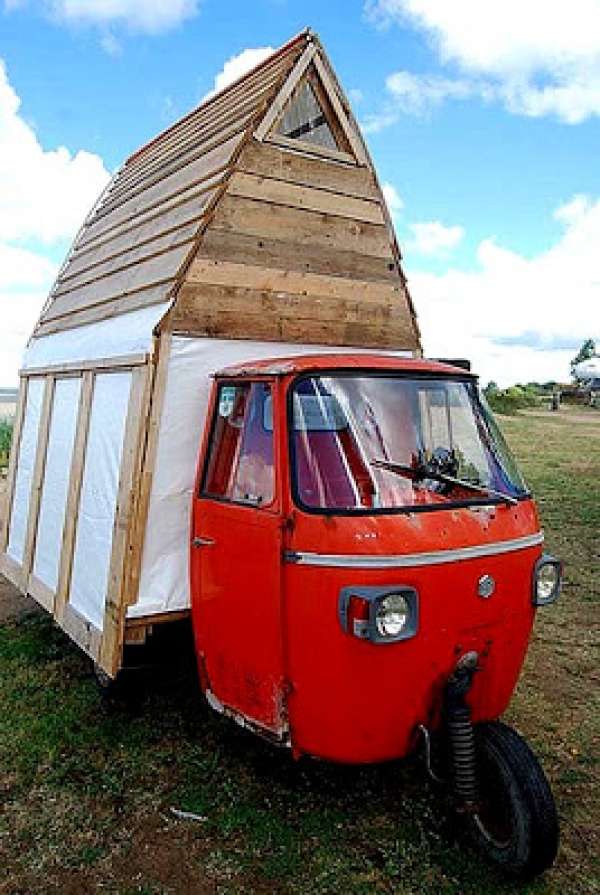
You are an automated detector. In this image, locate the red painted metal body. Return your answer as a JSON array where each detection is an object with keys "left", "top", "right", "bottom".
[{"left": 190, "top": 355, "right": 542, "bottom": 763}]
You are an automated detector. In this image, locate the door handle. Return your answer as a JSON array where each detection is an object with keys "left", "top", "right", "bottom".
[{"left": 192, "top": 536, "right": 215, "bottom": 548}]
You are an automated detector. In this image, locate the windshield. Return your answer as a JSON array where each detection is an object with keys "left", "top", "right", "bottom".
[{"left": 290, "top": 375, "right": 528, "bottom": 513}]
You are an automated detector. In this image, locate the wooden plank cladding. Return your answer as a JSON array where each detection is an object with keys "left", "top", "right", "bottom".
[
  {"left": 237, "top": 141, "right": 378, "bottom": 199},
  {"left": 211, "top": 194, "right": 392, "bottom": 259},
  {"left": 227, "top": 172, "right": 384, "bottom": 224},
  {"left": 197, "top": 230, "right": 399, "bottom": 283},
  {"left": 172, "top": 285, "right": 416, "bottom": 349}
]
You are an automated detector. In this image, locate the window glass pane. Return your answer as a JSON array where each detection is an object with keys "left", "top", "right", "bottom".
[
  {"left": 203, "top": 383, "right": 275, "bottom": 506},
  {"left": 291, "top": 376, "right": 528, "bottom": 512},
  {"left": 277, "top": 81, "right": 338, "bottom": 150}
]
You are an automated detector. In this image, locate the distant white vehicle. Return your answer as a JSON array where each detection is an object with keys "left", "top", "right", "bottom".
[{"left": 573, "top": 357, "right": 600, "bottom": 380}]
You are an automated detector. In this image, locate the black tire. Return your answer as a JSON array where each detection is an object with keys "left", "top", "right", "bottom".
[{"left": 469, "top": 720, "right": 559, "bottom": 879}]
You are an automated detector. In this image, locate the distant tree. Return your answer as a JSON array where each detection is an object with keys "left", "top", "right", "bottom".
[
  {"left": 484, "top": 381, "right": 499, "bottom": 396},
  {"left": 571, "top": 339, "right": 596, "bottom": 379}
]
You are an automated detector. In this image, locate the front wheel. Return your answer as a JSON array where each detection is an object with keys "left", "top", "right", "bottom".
[{"left": 469, "top": 721, "right": 559, "bottom": 878}]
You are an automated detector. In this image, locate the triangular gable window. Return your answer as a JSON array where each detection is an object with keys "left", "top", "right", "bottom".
[
  {"left": 276, "top": 80, "right": 339, "bottom": 151},
  {"left": 272, "top": 65, "right": 353, "bottom": 156}
]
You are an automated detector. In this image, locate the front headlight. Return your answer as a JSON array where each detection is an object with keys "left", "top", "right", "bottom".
[
  {"left": 339, "top": 586, "right": 418, "bottom": 643},
  {"left": 533, "top": 554, "right": 562, "bottom": 606}
]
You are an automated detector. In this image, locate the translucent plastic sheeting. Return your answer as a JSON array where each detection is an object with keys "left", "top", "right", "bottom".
[
  {"left": 33, "top": 377, "right": 82, "bottom": 591},
  {"left": 69, "top": 372, "right": 132, "bottom": 631},
  {"left": 7, "top": 377, "right": 45, "bottom": 563},
  {"left": 132, "top": 338, "right": 412, "bottom": 617},
  {"left": 22, "top": 302, "right": 170, "bottom": 370}
]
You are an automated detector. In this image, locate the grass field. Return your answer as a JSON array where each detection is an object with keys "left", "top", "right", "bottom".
[{"left": 0, "top": 407, "right": 598, "bottom": 894}]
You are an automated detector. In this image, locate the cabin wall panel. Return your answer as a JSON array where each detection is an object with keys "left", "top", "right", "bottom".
[
  {"left": 237, "top": 141, "right": 379, "bottom": 199},
  {"left": 33, "top": 376, "right": 82, "bottom": 593},
  {"left": 227, "top": 171, "right": 384, "bottom": 223},
  {"left": 211, "top": 194, "right": 392, "bottom": 258},
  {"left": 6, "top": 377, "right": 45, "bottom": 564},
  {"left": 197, "top": 229, "right": 399, "bottom": 282},
  {"left": 69, "top": 371, "right": 133, "bottom": 631},
  {"left": 44, "top": 243, "right": 193, "bottom": 322}
]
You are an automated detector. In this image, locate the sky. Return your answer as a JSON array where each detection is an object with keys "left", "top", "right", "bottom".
[{"left": 1, "top": 0, "right": 599, "bottom": 387}]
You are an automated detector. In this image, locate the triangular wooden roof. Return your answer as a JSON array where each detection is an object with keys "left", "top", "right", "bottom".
[{"left": 35, "top": 29, "right": 419, "bottom": 350}]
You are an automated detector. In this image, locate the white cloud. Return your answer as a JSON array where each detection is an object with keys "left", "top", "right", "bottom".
[
  {"left": 382, "top": 182, "right": 404, "bottom": 213},
  {"left": 6, "top": 0, "right": 200, "bottom": 34},
  {"left": 409, "top": 195, "right": 600, "bottom": 386},
  {"left": 203, "top": 47, "right": 275, "bottom": 101},
  {"left": 348, "top": 87, "right": 364, "bottom": 105},
  {"left": 407, "top": 220, "right": 464, "bottom": 256},
  {"left": 0, "top": 57, "right": 110, "bottom": 384},
  {"left": 366, "top": 0, "right": 600, "bottom": 123}
]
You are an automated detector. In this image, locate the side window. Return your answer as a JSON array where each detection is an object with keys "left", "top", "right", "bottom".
[{"left": 202, "top": 382, "right": 275, "bottom": 507}]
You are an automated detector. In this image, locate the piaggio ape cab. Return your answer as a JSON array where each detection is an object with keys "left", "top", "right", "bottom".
[{"left": 190, "top": 353, "right": 562, "bottom": 879}]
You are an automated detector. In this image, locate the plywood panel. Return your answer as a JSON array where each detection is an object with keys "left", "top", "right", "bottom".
[
  {"left": 6, "top": 377, "right": 45, "bottom": 564},
  {"left": 227, "top": 172, "right": 384, "bottom": 224},
  {"left": 237, "top": 140, "right": 378, "bottom": 199},
  {"left": 196, "top": 229, "right": 399, "bottom": 282},
  {"left": 211, "top": 194, "right": 391, "bottom": 258}
]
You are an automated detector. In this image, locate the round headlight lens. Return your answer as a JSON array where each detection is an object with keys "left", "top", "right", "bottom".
[
  {"left": 536, "top": 563, "right": 560, "bottom": 602},
  {"left": 375, "top": 593, "right": 409, "bottom": 638}
]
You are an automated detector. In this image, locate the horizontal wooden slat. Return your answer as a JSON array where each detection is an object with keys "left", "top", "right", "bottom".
[
  {"left": 21, "top": 353, "right": 148, "bottom": 378},
  {"left": 44, "top": 242, "right": 194, "bottom": 322},
  {"left": 211, "top": 194, "right": 392, "bottom": 258},
  {"left": 55, "top": 222, "right": 200, "bottom": 294},
  {"left": 81, "top": 133, "right": 242, "bottom": 246},
  {"left": 69, "top": 184, "right": 219, "bottom": 271},
  {"left": 109, "top": 69, "right": 286, "bottom": 202},
  {"left": 266, "top": 134, "right": 357, "bottom": 165},
  {"left": 121, "top": 52, "right": 293, "bottom": 185},
  {"left": 175, "top": 282, "right": 409, "bottom": 326},
  {"left": 171, "top": 295, "right": 418, "bottom": 350},
  {"left": 186, "top": 259, "right": 402, "bottom": 303},
  {"left": 238, "top": 140, "right": 378, "bottom": 199},
  {"left": 0, "top": 552, "right": 26, "bottom": 593},
  {"left": 35, "top": 286, "right": 170, "bottom": 337},
  {"left": 61, "top": 604, "right": 102, "bottom": 662},
  {"left": 227, "top": 171, "right": 384, "bottom": 224},
  {"left": 197, "top": 229, "right": 398, "bottom": 282}
]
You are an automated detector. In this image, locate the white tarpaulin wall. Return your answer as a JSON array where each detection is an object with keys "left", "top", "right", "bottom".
[
  {"left": 7, "top": 377, "right": 45, "bottom": 564},
  {"left": 70, "top": 371, "right": 132, "bottom": 630},
  {"left": 33, "top": 377, "right": 81, "bottom": 591},
  {"left": 133, "top": 337, "right": 412, "bottom": 618}
]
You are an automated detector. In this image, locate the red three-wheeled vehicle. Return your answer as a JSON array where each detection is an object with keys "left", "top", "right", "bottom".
[{"left": 190, "top": 354, "right": 561, "bottom": 878}]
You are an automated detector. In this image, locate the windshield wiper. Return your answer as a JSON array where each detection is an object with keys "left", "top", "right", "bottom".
[{"left": 370, "top": 458, "right": 518, "bottom": 506}]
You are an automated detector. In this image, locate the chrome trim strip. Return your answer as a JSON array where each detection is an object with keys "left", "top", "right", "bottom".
[{"left": 285, "top": 532, "right": 544, "bottom": 569}]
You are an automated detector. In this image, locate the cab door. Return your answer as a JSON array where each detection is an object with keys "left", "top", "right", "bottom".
[{"left": 190, "top": 379, "right": 286, "bottom": 736}]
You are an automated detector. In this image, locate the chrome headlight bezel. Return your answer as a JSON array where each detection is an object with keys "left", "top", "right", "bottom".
[
  {"left": 338, "top": 585, "right": 419, "bottom": 643},
  {"left": 532, "top": 554, "right": 563, "bottom": 606}
]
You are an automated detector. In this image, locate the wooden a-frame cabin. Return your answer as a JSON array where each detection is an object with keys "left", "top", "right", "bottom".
[{"left": 1, "top": 30, "right": 421, "bottom": 676}]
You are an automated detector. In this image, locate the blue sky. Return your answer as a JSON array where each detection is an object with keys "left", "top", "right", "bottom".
[{"left": 1, "top": 0, "right": 599, "bottom": 385}]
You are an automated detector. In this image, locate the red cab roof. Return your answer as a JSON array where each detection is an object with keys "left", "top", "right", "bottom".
[{"left": 215, "top": 354, "right": 474, "bottom": 378}]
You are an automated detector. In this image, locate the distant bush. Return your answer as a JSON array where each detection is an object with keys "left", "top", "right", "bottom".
[
  {"left": 484, "top": 383, "right": 544, "bottom": 415},
  {"left": 0, "top": 418, "right": 13, "bottom": 465}
]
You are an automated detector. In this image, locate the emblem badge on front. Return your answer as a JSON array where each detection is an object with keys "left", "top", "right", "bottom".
[{"left": 478, "top": 574, "right": 496, "bottom": 599}]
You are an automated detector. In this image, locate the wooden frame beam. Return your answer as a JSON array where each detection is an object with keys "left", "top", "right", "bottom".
[{"left": 20, "top": 353, "right": 149, "bottom": 378}]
